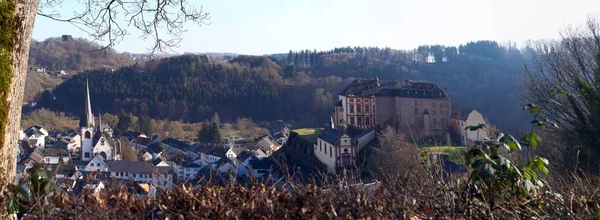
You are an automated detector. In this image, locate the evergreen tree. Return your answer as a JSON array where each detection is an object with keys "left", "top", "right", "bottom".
[
  {"left": 197, "top": 120, "right": 212, "bottom": 143},
  {"left": 210, "top": 122, "right": 223, "bottom": 145},
  {"left": 115, "top": 109, "right": 132, "bottom": 135},
  {"left": 212, "top": 112, "right": 221, "bottom": 126},
  {"left": 139, "top": 111, "right": 153, "bottom": 136},
  {"left": 287, "top": 50, "right": 293, "bottom": 65}
]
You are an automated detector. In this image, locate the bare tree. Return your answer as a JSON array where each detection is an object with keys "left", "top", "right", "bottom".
[
  {"left": 0, "top": 1, "right": 209, "bottom": 212},
  {"left": 518, "top": 16, "right": 600, "bottom": 171},
  {"left": 37, "top": 0, "right": 209, "bottom": 53},
  {"left": 370, "top": 126, "right": 423, "bottom": 178}
]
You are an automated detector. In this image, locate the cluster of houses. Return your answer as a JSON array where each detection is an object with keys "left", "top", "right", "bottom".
[{"left": 16, "top": 81, "right": 290, "bottom": 196}]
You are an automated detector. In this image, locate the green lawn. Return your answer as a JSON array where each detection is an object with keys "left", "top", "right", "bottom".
[
  {"left": 423, "top": 146, "right": 469, "bottom": 165},
  {"left": 293, "top": 128, "right": 323, "bottom": 143}
]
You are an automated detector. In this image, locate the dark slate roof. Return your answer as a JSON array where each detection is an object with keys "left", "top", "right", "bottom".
[
  {"left": 339, "top": 78, "right": 398, "bottom": 97},
  {"left": 72, "top": 179, "right": 103, "bottom": 195},
  {"left": 230, "top": 147, "right": 248, "bottom": 155},
  {"left": 24, "top": 126, "right": 45, "bottom": 137},
  {"left": 236, "top": 151, "right": 253, "bottom": 161},
  {"left": 132, "top": 137, "right": 153, "bottom": 146},
  {"left": 161, "top": 138, "right": 191, "bottom": 151},
  {"left": 190, "top": 143, "right": 217, "bottom": 154},
  {"left": 318, "top": 126, "right": 372, "bottom": 145},
  {"left": 147, "top": 142, "right": 169, "bottom": 154},
  {"left": 335, "top": 100, "right": 343, "bottom": 107},
  {"left": 206, "top": 147, "right": 228, "bottom": 158},
  {"left": 51, "top": 139, "right": 69, "bottom": 150},
  {"left": 104, "top": 160, "right": 173, "bottom": 174},
  {"left": 377, "top": 80, "right": 448, "bottom": 99},
  {"left": 152, "top": 158, "right": 165, "bottom": 166},
  {"left": 318, "top": 129, "right": 341, "bottom": 145},
  {"left": 249, "top": 158, "right": 276, "bottom": 170},
  {"left": 122, "top": 131, "right": 143, "bottom": 141},
  {"left": 39, "top": 148, "right": 68, "bottom": 157},
  {"left": 452, "top": 108, "right": 475, "bottom": 121}
]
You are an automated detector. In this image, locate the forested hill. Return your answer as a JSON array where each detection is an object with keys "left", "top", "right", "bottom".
[
  {"left": 29, "top": 35, "right": 135, "bottom": 72},
  {"left": 39, "top": 41, "right": 532, "bottom": 131}
]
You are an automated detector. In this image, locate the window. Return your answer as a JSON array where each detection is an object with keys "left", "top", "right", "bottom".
[
  {"left": 357, "top": 117, "right": 362, "bottom": 126},
  {"left": 357, "top": 104, "right": 362, "bottom": 114},
  {"left": 349, "top": 104, "right": 355, "bottom": 114},
  {"left": 372, "top": 105, "right": 375, "bottom": 114},
  {"left": 441, "top": 119, "right": 446, "bottom": 127},
  {"left": 414, "top": 100, "right": 418, "bottom": 106},
  {"left": 100, "top": 139, "right": 105, "bottom": 146},
  {"left": 415, "top": 108, "right": 419, "bottom": 115},
  {"left": 320, "top": 141, "right": 322, "bottom": 151},
  {"left": 364, "top": 98, "right": 369, "bottom": 103},
  {"left": 349, "top": 99, "right": 354, "bottom": 103},
  {"left": 433, "top": 119, "right": 437, "bottom": 125},
  {"left": 339, "top": 119, "right": 343, "bottom": 123},
  {"left": 325, "top": 143, "right": 327, "bottom": 154},
  {"left": 45, "top": 158, "right": 49, "bottom": 163},
  {"left": 365, "top": 117, "right": 370, "bottom": 126},
  {"left": 84, "top": 152, "right": 90, "bottom": 158},
  {"left": 330, "top": 146, "right": 332, "bottom": 157},
  {"left": 365, "top": 105, "right": 369, "bottom": 114},
  {"left": 134, "top": 174, "right": 137, "bottom": 178},
  {"left": 432, "top": 103, "right": 436, "bottom": 107},
  {"left": 350, "top": 117, "right": 355, "bottom": 125}
]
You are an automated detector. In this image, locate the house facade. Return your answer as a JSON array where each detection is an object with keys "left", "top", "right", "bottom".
[
  {"left": 314, "top": 126, "right": 375, "bottom": 173},
  {"left": 451, "top": 109, "right": 488, "bottom": 145}
]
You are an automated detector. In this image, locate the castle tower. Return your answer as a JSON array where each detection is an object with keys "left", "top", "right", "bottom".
[{"left": 81, "top": 79, "right": 95, "bottom": 161}]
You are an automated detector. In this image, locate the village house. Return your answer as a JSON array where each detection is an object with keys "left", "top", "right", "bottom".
[
  {"left": 21, "top": 126, "right": 49, "bottom": 148},
  {"left": 314, "top": 126, "right": 375, "bottom": 173},
  {"left": 131, "top": 136, "right": 153, "bottom": 150},
  {"left": 104, "top": 160, "right": 174, "bottom": 189},
  {"left": 451, "top": 108, "right": 488, "bottom": 145}
]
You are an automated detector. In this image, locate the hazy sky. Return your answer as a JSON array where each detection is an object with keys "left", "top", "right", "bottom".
[{"left": 32, "top": 0, "right": 600, "bottom": 55}]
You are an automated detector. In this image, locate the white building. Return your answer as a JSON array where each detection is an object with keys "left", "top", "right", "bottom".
[
  {"left": 451, "top": 108, "right": 488, "bottom": 145},
  {"left": 104, "top": 160, "right": 174, "bottom": 189},
  {"left": 22, "top": 126, "right": 48, "bottom": 148},
  {"left": 314, "top": 126, "right": 375, "bottom": 173}
]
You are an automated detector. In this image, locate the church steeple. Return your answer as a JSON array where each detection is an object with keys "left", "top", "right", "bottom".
[{"left": 84, "top": 79, "right": 95, "bottom": 127}]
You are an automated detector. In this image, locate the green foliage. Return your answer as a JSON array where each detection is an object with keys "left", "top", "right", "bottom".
[
  {"left": 464, "top": 98, "right": 556, "bottom": 206},
  {"left": 115, "top": 109, "right": 132, "bottom": 135},
  {"left": 6, "top": 164, "right": 54, "bottom": 215},
  {"left": 197, "top": 120, "right": 223, "bottom": 145}
]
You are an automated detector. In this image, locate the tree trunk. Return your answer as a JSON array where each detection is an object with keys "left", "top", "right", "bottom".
[{"left": 0, "top": 0, "right": 40, "bottom": 210}]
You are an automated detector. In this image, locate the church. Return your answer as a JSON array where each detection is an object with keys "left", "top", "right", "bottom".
[{"left": 80, "top": 80, "right": 121, "bottom": 161}]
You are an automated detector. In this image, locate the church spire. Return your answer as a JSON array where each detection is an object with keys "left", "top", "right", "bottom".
[{"left": 85, "top": 79, "right": 95, "bottom": 127}]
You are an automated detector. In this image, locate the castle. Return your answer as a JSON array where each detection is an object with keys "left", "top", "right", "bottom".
[{"left": 80, "top": 80, "right": 121, "bottom": 161}]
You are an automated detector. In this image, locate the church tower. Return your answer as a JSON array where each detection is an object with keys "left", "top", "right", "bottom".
[{"left": 81, "top": 80, "right": 95, "bottom": 161}]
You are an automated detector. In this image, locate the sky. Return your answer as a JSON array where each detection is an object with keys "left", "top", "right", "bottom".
[{"left": 32, "top": 0, "right": 600, "bottom": 55}]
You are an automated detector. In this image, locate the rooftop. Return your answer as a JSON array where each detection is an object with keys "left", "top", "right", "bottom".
[
  {"left": 339, "top": 78, "right": 398, "bottom": 97},
  {"left": 377, "top": 80, "right": 448, "bottom": 99}
]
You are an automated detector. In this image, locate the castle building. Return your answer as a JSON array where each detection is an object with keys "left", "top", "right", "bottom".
[
  {"left": 80, "top": 80, "right": 121, "bottom": 161},
  {"left": 332, "top": 78, "right": 399, "bottom": 129},
  {"left": 375, "top": 80, "right": 451, "bottom": 139},
  {"left": 333, "top": 78, "right": 451, "bottom": 140}
]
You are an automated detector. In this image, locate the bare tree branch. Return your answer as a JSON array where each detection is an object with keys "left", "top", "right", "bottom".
[{"left": 37, "top": 0, "right": 210, "bottom": 54}]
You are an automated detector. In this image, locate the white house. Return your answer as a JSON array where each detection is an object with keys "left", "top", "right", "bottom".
[
  {"left": 35, "top": 148, "right": 70, "bottom": 165},
  {"left": 84, "top": 155, "right": 109, "bottom": 172},
  {"left": 182, "top": 163, "right": 205, "bottom": 180},
  {"left": 23, "top": 126, "right": 48, "bottom": 148},
  {"left": 451, "top": 108, "right": 488, "bottom": 146},
  {"left": 104, "top": 160, "right": 174, "bottom": 189},
  {"left": 314, "top": 126, "right": 375, "bottom": 173}
]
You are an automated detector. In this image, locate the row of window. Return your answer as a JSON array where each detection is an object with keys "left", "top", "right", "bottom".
[
  {"left": 414, "top": 100, "right": 448, "bottom": 108},
  {"left": 349, "top": 116, "right": 372, "bottom": 127},
  {"left": 348, "top": 98, "right": 373, "bottom": 104},
  {"left": 115, "top": 172, "right": 151, "bottom": 179},
  {"left": 348, "top": 104, "right": 375, "bottom": 115},
  {"left": 414, "top": 117, "right": 446, "bottom": 127},
  {"left": 317, "top": 140, "right": 333, "bottom": 158}
]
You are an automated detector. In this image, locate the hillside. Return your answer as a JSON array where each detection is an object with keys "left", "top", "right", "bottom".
[
  {"left": 28, "top": 35, "right": 135, "bottom": 72},
  {"left": 38, "top": 41, "right": 532, "bottom": 131}
]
